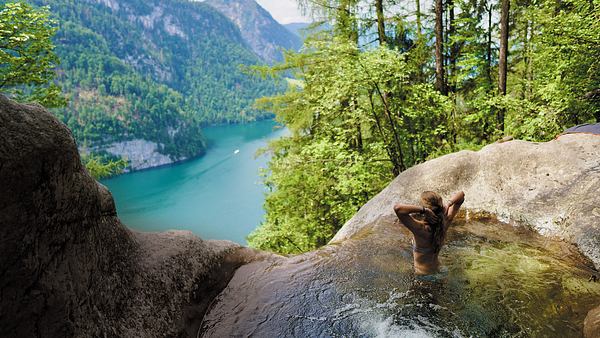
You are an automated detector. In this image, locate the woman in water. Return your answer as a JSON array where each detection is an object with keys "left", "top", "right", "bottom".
[{"left": 393, "top": 191, "right": 465, "bottom": 275}]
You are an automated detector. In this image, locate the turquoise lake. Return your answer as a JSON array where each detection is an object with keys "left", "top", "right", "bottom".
[{"left": 102, "top": 120, "right": 286, "bottom": 244}]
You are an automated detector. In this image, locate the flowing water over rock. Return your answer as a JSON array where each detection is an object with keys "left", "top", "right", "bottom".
[{"left": 200, "top": 216, "right": 600, "bottom": 337}]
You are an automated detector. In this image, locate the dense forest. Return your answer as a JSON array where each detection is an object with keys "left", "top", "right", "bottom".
[
  {"left": 2, "top": 0, "right": 283, "bottom": 166},
  {"left": 248, "top": 0, "right": 600, "bottom": 253}
]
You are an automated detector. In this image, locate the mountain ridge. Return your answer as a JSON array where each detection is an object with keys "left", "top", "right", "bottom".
[
  {"left": 25, "top": 0, "right": 285, "bottom": 169},
  {"left": 205, "top": 0, "right": 302, "bottom": 63},
  {"left": 284, "top": 22, "right": 310, "bottom": 38}
]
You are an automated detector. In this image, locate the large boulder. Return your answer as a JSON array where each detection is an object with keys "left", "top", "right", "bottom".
[
  {"left": 332, "top": 134, "right": 600, "bottom": 269},
  {"left": 0, "top": 95, "right": 266, "bottom": 337}
]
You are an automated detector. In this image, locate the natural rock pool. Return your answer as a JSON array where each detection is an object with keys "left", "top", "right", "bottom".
[{"left": 200, "top": 215, "right": 600, "bottom": 337}]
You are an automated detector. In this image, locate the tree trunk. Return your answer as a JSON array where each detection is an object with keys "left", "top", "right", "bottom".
[
  {"left": 368, "top": 92, "right": 401, "bottom": 175},
  {"left": 416, "top": 0, "right": 422, "bottom": 36},
  {"left": 487, "top": 3, "right": 493, "bottom": 88},
  {"left": 435, "top": 0, "right": 446, "bottom": 95},
  {"left": 448, "top": 0, "right": 456, "bottom": 93},
  {"left": 522, "top": 18, "right": 529, "bottom": 99},
  {"left": 413, "top": 0, "right": 425, "bottom": 82},
  {"left": 375, "top": 0, "right": 386, "bottom": 45},
  {"left": 527, "top": 17, "right": 533, "bottom": 99},
  {"left": 498, "top": 0, "right": 510, "bottom": 131},
  {"left": 498, "top": 0, "right": 509, "bottom": 95},
  {"left": 356, "top": 123, "right": 363, "bottom": 151}
]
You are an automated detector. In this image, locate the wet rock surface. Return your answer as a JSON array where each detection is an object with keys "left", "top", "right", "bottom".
[
  {"left": 0, "top": 96, "right": 265, "bottom": 337},
  {"left": 200, "top": 134, "right": 600, "bottom": 337},
  {"left": 201, "top": 217, "right": 600, "bottom": 337},
  {"left": 585, "top": 305, "right": 600, "bottom": 338}
]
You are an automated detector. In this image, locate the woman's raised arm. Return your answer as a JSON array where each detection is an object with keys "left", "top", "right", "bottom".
[
  {"left": 394, "top": 203, "right": 428, "bottom": 233},
  {"left": 446, "top": 191, "right": 465, "bottom": 222},
  {"left": 393, "top": 203, "right": 424, "bottom": 216}
]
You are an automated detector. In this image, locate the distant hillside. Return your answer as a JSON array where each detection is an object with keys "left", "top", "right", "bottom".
[
  {"left": 206, "top": 0, "right": 302, "bottom": 63},
  {"left": 285, "top": 21, "right": 331, "bottom": 41},
  {"left": 26, "top": 0, "right": 283, "bottom": 165},
  {"left": 284, "top": 22, "right": 310, "bottom": 38}
]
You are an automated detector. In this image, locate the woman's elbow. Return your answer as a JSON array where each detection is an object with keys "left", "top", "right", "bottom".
[{"left": 393, "top": 204, "right": 406, "bottom": 215}]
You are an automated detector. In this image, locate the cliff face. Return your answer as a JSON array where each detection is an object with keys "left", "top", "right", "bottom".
[
  {"left": 0, "top": 95, "right": 268, "bottom": 337},
  {"left": 206, "top": 0, "right": 302, "bottom": 63}
]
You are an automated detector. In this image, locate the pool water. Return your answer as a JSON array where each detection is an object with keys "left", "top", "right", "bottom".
[
  {"left": 199, "top": 216, "right": 600, "bottom": 337},
  {"left": 364, "top": 217, "right": 600, "bottom": 337}
]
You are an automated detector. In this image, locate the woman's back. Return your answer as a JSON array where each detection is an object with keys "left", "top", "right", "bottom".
[
  {"left": 393, "top": 191, "right": 465, "bottom": 275},
  {"left": 409, "top": 215, "right": 444, "bottom": 275}
]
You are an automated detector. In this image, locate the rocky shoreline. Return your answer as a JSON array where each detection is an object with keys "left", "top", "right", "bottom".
[{"left": 82, "top": 138, "right": 194, "bottom": 172}]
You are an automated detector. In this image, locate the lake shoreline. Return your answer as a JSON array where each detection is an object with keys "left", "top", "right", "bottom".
[
  {"left": 100, "top": 117, "right": 281, "bottom": 179},
  {"left": 101, "top": 120, "right": 286, "bottom": 244}
]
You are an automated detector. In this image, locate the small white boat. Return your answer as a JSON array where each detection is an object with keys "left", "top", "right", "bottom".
[{"left": 234, "top": 149, "right": 240, "bottom": 154}]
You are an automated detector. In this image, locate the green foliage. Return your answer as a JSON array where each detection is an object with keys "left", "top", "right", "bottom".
[
  {"left": 503, "top": 0, "right": 600, "bottom": 140},
  {"left": 248, "top": 39, "right": 452, "bottom": 254},
  {"left": 0, "top": 1, "right": 65, "bottom": 107},
  {"left": 449, "top": 0, "right": 599, "bottom": 143},
  {"left": 81, "top": 153, "right": 127, "bottom": 180},
  {"left": 250, "top": 0, "right": 599, "bottom": 254}
]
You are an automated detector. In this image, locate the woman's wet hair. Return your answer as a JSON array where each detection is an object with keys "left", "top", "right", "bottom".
[{"left": 421, "top": 191, "right": 446, "bottom": 253}]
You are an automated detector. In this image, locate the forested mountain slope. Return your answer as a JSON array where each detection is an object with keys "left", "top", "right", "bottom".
[
  {"left": 206, "top": 0, "right": 302, "bottom": 63},
  {"left": 284, "top": 22, "right": 311, "bottom": 38},
  {"left": 26, "top": 0, "right": 283, "bottom": 164}
]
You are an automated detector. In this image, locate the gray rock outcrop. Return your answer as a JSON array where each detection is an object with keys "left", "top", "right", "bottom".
[
  {"left": 0, "top": 95, "right": 268, "bottom": 337},
  {"left": 103, "top": 139, "right": 174, "bottom": 171}
]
